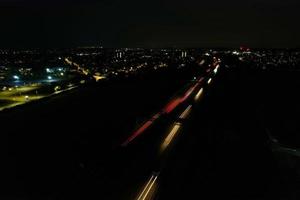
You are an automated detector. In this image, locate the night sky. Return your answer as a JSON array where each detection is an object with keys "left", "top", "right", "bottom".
[{"left": 0, "top": 0, "right": 299, "bottom": 48}]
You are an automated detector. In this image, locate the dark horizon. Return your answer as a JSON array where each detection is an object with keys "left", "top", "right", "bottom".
[{"left": 1, "top": 0, "right": 300, "bottom": 49}]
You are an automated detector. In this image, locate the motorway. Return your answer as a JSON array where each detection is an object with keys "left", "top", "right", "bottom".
[
  {"left": 0, "top": 58, "right": 211, "bottom": 199},
  {"left": 1, "top": 57, "right": 300, "bottom": 199},
  {"left": 120, "top": 60, "right": 299, "bottom": 200}
]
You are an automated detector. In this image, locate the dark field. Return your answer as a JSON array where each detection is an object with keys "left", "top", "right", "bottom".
[{"left": 1, "top": 60, "right": 300, "bottom": 199}]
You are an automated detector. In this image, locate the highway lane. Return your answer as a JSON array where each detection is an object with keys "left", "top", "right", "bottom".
[
  {"left": 121, "top": 76, "right": 205, "bottom": 147},
  {"left": 155, "top": 64, "right": 300, "bottom": 199},
  {"left": 123, "top": 61, "right": 220, "bottom": 200},
  {"left": 63, "top": 59, "right": 220, "bottom": 200},
  {"left": 0, "top": 61, "right": 211, "bottom": 199},
  {"left": 122, "top": 60, "right": 220, "bottom": 148},
  {"left": 76, "top": 58, "right": 300, "bottom": 200}
]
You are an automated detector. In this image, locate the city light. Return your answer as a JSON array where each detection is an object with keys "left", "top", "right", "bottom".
[
  {"left": 13, "top": 75, "right": 20, "bottom": 80},
  {"left": 47, "top": 76, "right": 52, "bottom": 80}
]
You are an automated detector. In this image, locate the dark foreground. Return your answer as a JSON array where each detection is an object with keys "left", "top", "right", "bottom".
[{"left": 1, "top": 60, "right": 300, "bottom": 199}]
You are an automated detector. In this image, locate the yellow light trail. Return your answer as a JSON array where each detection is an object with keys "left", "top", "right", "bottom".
[
  {"left": 136, "top": 174, "right": 158, "bottom": 200},
  {"left": 207, "top": 78, "right": 212, "bottom": 85},
  {"left": 194, "top": 88, "right": 204, "bottom": 101},
  {"left": 179, "top": 105, "right": 192, "bottom": 120},
  {"left": 161, "top": 123, "right": 181, "bottom": 153}
]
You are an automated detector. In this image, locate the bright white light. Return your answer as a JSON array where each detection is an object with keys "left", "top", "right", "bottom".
[
  {"left": 207, "top": 78, "right": 212, "bottom": 84},
  {"left": 232, "top": 51, "right": 240, "bottom": 55},
  {"left": 48, "top": 76, "right": 52, "bottom": 80},
  {"left": 13, "top": 75, "right": 19, "bottom": 80},
  {"left": 60, "top": 73, "right": 64, "bottom": 76},
  {"left": 194, "top": 88, "right": 204, "bottom": 101},
  {"left": 214, "top": 65, "right": 219, "bottom": 74},
  {"left": 46, "top": 68, "right": 51, "bottom": 73}
]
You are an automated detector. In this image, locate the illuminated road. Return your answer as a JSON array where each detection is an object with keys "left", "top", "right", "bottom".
[
  {"left": 125, "top": 58, "right": 297, "bottom": 200},
  {"left": 1, "top": 56, "right": 230, "bottom": 199},
  {"left": 146, "top": 62, "right": 298, "bottom": 200},
  {"left": 0, "top": 85, "right": 44, "bottom": 111},
  {"left": 2, "top": 55, "right": 299, "bottom": 200},
  {"left": 0, "top": 84, "right": 79, "bottom": 111},
  {"left": 127, "top": 59, "right": 221, "bottom": 200},
  {"left": 0, "top": 56, "right": 93, "bottom": 112}
]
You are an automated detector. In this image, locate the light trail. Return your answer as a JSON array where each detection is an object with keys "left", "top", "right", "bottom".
[
  {"left": 122, "top": 77, "right": 205, "bottom": 146},
  {"left": 213, "top": 64, "right": 220, "bottom": 74},
  {"left": 163, "top": 78, "right": 203, "bottom": 114},
  {"left": 179, "top": 105, "right": 192, "bottom": 120},
  {"left": 198, "top": 77, "right": 205, "bottom": 83},
  {"left": 180, "top": 84, "right": 198, "bottom": 102},
  {"left": 122, "top": 120, "right": 153, "bottom": 147},
  {"left": 207, "top": 78, "right": 212, "bottom": 85},
  {"left": 136, "top": 174, "right": 159, "bottom": 200},
  {"left": 161, "top": 123, "right": 181, "bottom": 152},
  {"left": 163, "top": 98, "right": 182, "bottom": 114},
  {"left": 122, "top": 113, "right": 161, "bottom": 146},
  {"left": 194, "top": 88, "right": 204, "bottom": 101}
]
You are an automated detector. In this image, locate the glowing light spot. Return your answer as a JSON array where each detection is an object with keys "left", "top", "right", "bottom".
[{"left": 207, "top": 78, "right": 212, "bottom": 84}]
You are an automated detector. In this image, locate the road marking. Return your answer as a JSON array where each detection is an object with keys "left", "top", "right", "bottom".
[
  {"left": 179, "top": 105, "right": 192, "bottom": 120},
  {"left": 137, "top": 174, "right": 158, "bottom": 200}
]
